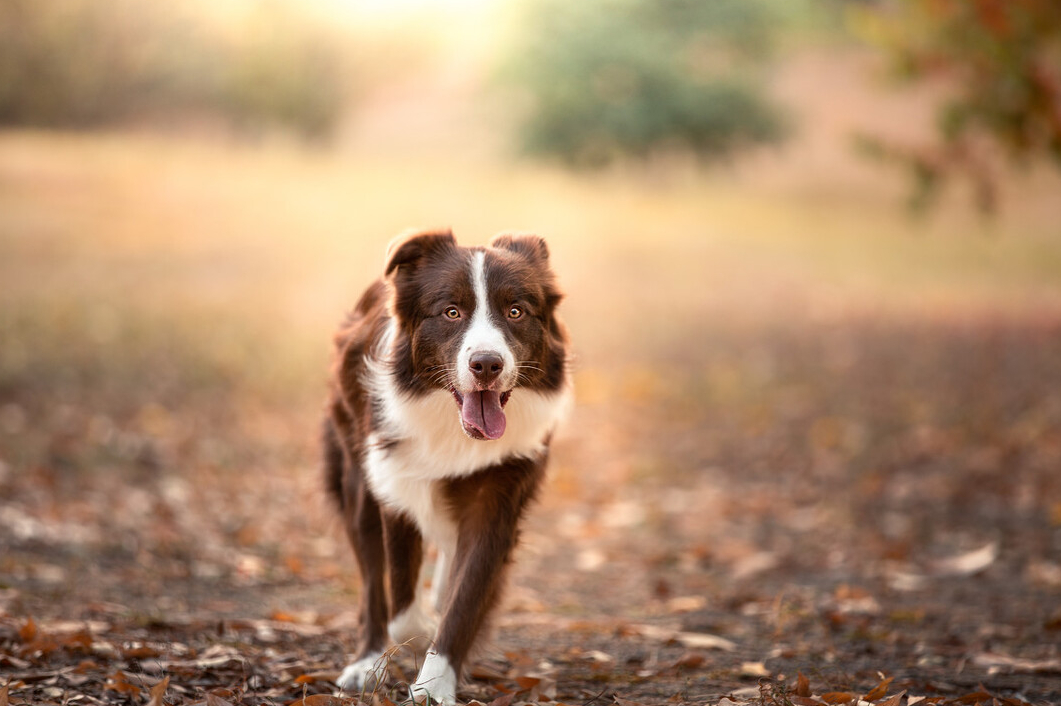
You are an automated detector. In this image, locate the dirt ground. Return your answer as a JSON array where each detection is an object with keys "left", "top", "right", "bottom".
[{"left": 3, "top": 310, "right": 1060, "bottom": 706}]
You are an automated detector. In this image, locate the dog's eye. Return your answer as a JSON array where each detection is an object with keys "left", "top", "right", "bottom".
[
  {"left": 507, "top": 306, "right": 523, "bottom": 320},
  {"left": 444, "top": 306, "right": 461, "bottom": 320}
]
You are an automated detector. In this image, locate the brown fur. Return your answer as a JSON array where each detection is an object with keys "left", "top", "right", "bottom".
[{"left": 322, "top": 229, "right": 568, "bottom": 689}]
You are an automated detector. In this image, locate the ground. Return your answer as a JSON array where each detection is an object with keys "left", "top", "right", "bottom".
[{"left": 2, "top": 51, "right": 1061, "bottom": 704}]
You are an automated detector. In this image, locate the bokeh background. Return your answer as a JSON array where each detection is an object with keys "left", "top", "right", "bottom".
[{"left": 1, "top": 0, "right": 1060, "bottom": 702}]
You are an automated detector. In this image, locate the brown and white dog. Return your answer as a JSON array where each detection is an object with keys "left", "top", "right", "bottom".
[{"left": 323, "top": 229, "right": 570, "bottom": 704}]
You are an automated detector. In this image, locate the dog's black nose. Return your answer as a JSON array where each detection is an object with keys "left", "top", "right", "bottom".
[{"left": 469, "top": 352, "right": 504, "bottom": 386}]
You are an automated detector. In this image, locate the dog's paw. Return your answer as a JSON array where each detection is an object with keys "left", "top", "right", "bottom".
[
  {"left": 409, "top": 651, "right": 457, "bottom": 706},
  {"left": 335, "top": 652, "right": 387, "bottom": 694}
]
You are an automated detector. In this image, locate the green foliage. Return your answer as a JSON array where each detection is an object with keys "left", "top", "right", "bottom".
[
  {"left": 851, "top": 0, "right": 1061, "bottom": 212},
  {"left": 499, "top": 0, "right": 790, "bottom": 167},
  {"left": 0, "top": 0, "right": 350, "bottom": 140}
]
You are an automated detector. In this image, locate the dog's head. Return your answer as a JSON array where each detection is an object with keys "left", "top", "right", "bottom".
[{"left": 384, "top": 229, "right": 566, "bottom": 440}]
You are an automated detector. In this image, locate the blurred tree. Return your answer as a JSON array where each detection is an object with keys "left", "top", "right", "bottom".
[
  {"left": 851, "top": 0, "right": 1061, "bottom": 212},
  {"left": 499, "top": 0, "right": 789, "bottom": 168},
  {"left": 0, "top": 0, "right": 350, "bottom": 140}
]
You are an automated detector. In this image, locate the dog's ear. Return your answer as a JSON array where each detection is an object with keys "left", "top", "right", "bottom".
[
  {"left": 385, "top": 228, "right": 457, "bottom": 275},
  {"left": 490, "top": 232, "right": 549, "bottom": 262}
]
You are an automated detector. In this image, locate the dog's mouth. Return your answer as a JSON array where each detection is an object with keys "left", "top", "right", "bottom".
[{"left": 450, "top": 388, "right": 512, "bottom": 441}]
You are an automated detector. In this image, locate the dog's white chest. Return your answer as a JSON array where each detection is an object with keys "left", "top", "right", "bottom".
[{"left": 361, "top": 385, "right": 570, "bottom": 542}]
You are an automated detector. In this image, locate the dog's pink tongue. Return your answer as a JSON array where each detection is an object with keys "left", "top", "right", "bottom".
[{"left": 462, "top": 390, "right": 506, "bottom": 440}]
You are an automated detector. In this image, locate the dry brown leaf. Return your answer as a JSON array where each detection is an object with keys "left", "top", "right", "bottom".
[
  {"left": 18, "top": 618, "right": 38, "bottom": 643},
  {"left": 123, "top": 644, "right": 161, "bottom": 659},
  {"left": 0, "top": 681, "right": 8, "bottom": 706},
  {"left": 105, "top": 670, "right": 141, "bottom": 697},
  {"left": 673, "top": 652, "right": 706, "bottom": 669},
  {"left": 271, "top": 610, "right": 297, "bottom": 623},
  {"left": 206, "top": 693, "right": 237, "bottom": 706},
  {"left": 819, "top": 691, "right": 855, "bottom": 704},
  {"left": 876, "top": 692, "right": 905, "bottom": 706},
  {"left": 288, "top": 696, "right": 346, "bottom": 706},
  {"left": 791, "top": 697, "right": 821, "bottom": 706},
  {"left": 146, "top": 676, "right": 170, "bottom": 706},
  {"left": 488, "top": 692, "right": 515, "bottom": 706},
  {"left": 515, "top": 676, "right": 541, "bottom": 691},
  {"left": 614, "top": 697, "right": 652, "bottom": 706},
  {"left": 865, "top": 675, "right": 894, "bottom": 700},
  {"left": 469, "top": 663, "right": 507, "bottom": 680}
]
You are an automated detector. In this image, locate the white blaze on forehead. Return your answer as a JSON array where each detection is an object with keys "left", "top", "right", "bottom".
[{"left": 457, "top": 250, "right": 515, "bottom": 391}]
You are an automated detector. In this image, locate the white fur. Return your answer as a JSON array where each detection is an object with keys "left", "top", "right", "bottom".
[
  {"left": 363, "top": 318, "right": 570, "bottom": 545},
  {"left": 388, "top": 602, "right": 437, "bottom": 655},
  {"left": 430, "top": 549, "right": 450, "bottom": 612},
  {"left": 456, "top": 250, "right": 517, "bottom": 392},
  {"left": 410, "top": 651, "right": 458, "bottom": 706},
  {"left": 336, "top": 650, "right": 387, "bottom": 694}
]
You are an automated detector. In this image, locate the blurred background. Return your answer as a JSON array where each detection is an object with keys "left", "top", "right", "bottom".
[{"left": 1, "top": 0, "right": 1060, "bottom": 694}]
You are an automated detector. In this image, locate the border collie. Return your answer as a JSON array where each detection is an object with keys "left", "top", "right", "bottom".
[{"left": 323, "top": 229, "right": 570, "bottom": 704}]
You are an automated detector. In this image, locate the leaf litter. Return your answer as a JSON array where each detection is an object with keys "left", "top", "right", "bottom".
[{"left": 3, "top": 294, "right": 1061, "bottom": 704}]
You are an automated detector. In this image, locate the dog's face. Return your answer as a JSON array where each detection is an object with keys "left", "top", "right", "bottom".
[{"left": 385, "top": 230, "right": 566, "bottom": 440}]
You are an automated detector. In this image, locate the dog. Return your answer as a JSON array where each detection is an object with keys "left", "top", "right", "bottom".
[{"left": 323, "top": 229, "right": 571, "bottom": 704}]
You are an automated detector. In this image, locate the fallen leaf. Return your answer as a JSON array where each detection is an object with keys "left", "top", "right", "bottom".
[
  {"left": 488, "top": 693, "right": 515, "bottom": 706},
  {"left": 469, "top": 663, "right": 507, "bottom": 680},
  {"left": 865, "top": 675, "right": 894, "bottom": 700},
  {"left": 105, "top": 671, "right": 141, "bottom": 697},
  {"left": 287, "top": 696, "right": 345, "bottom": 706},
  {"left": 972, "top": 652, "right": 1061, "bottom": 675},
  {"left": 146, "top": 676, "right": 170, "bottom": 706},
  {"left": 586, "top": 650, "right": 615, "bottom": 664},
  {"left": 673, "top": 652, "right": 705, "bottom": 669},
  {"left": 739, "top": 662, "right": 769, "bottom": 678},
  {"left": 0, "top": 681, "right": 8, "bottom": 706},
  {"left": 18, "top": 618, "right": 38, "bottom": 643},
  {"left": 614, "top": 697, "right": 652, "bottom": 706},
  {"left": 630, "top": 624, "right": 737, "bottom": 651},
  {"left": 877, "top": 692, "right": 905, "bottom": 706},
  {"left": 515, "top": 676, "right": 541, "bottom": 691},
  {"left": 122, "top": 644, "right": 160, "bottom": 659},
  {"left": 819, "top": 691, "right": 855, "bottom": 704},
  {"left": 665, "top": 596, "right": 707, "bottom": 613},
  {"left": 932, "top": 542, "right": 998, "bottom": 576},
  {"left": 206, "top": 693, "right": 237, "bottom": 706}
]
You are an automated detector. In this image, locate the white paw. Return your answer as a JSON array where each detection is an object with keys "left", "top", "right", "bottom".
[
  {"left": 335, "top": 651, "right": 387, "bottom": 693},
  {"left": 410, "top": 651, "right": 457, "bottom": 705},
  {"left": 388, "top": 604, "right": 438, "bottom": 655}
]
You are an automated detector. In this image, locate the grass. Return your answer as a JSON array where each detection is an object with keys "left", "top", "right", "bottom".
[{"left": 2, "top": 128, "right": 1060, "bottom": 407}]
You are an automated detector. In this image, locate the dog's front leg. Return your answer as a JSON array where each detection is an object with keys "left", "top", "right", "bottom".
[{"left": 409, "top": 458, "right": 545, "bottom": 705}]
